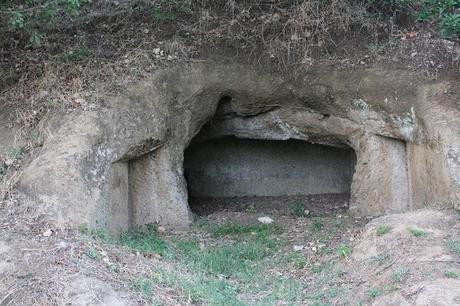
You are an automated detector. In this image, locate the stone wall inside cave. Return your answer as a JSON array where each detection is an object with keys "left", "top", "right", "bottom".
[{"left": 184, "top": 137, "right": 356, "bottom": 198}]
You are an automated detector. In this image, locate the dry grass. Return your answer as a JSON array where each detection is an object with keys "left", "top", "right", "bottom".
[{"left": 0, "top": 169, "right": 22, "bottom": 202}]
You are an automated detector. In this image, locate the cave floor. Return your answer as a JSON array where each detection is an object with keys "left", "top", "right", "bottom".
[{"left": 189, "top": 193, "right": 350, "bottom": 217}]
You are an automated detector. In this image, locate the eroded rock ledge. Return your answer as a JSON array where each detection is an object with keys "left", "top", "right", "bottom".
[{"left": 18, "top": 63, "right": 460, "bottom": 233}]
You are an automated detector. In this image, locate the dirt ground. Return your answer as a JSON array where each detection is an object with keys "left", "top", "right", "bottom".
[
  {"left": 189, "top": 193, "right": 350, "bottom": 217},
  {"left": 1, "top": 195, "right": 459, "bottom": 305}
]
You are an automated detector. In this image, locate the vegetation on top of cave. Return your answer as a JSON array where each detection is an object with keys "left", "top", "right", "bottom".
[
  {"left": 0, "top": 0, "right": 459, "bottom": 141},
  {"left": 1, "top": 0, "right": 458, "bottom": 80},
  {"left": 2, "top": 0, "right": 459, "bottom": 48}
]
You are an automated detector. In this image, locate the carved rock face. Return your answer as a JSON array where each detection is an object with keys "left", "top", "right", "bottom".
[{"left": 17, "top": 63, "right": 460, "bottom": 233}]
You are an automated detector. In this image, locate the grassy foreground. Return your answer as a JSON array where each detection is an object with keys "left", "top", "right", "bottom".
[{"left": 81, "top": 218, "right": 352, "bottom": 305}]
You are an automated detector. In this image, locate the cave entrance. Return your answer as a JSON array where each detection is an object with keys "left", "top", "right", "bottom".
[{"left": 184, "top": 136, "right": 357, "bottom": 216}]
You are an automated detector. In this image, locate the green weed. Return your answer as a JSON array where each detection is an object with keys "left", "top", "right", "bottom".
[
  {"left": 337, "top": 244, "right": 352, "bottom": 257},
  {"left": 376, "top": 224, "right": 391, "bottom": 236},
  {"left": 310, "top": 218, "right": 324, "bottom": 233},
  {"left": 407, "top": 227, "right": 427, "bottom": 237},
  {"left": 131, "top": 277, "right": 154, "bottom": 297},
  {"left": 209, "top": 223, "right": 282, "bottom": 238},
  {"left": 370, "top": 252, "right": 391, "bottom": 266},
  {"left": 8, "top": 146, "right": 24, "bottom": 160},
  {"left": 447, "top": 239, "right": 460, "bottom": 255},
  {"left": 444, "top": 270, "right": 459, "bottom": 278},
  {"left": 291, "top": 202, "right": 306, "bottom": 217},
  {"left": 151, "top": 8, "right": 176, "bottom": 22},
  {"left": 152, "top": 267, "right": 241, "bottom": 305},
  {"left": 61, "top": 48, "right": 90, "bottom": 62},
  {"left": 119, "top": 226, "right": 167, "bottom": 255},
  {"left": 174, "top": 238, "right": 277, "bottom": 278},
  {"left": 85, "top": 247, "right": 97, "bottom": 259},
  {"left": 0, "top": 163, "right": 6, "bottom": 177},
  {"left": 287, "top": 251, "right": 307, "bottom": 269},
  {"left": 367, "top": 287, "right": 381, "bottom": 298},
  {"left": 391, "top": 268, "right": 409, "bottom": 283}
]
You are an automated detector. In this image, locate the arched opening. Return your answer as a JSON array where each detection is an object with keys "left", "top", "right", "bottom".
[{"left": 184, "top": 135, "right": 357, "bottom": 217}]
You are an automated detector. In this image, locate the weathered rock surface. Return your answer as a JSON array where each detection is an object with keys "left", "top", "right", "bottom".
[{"left": 13, "top": 63, "right": 460, "bottom": 232}]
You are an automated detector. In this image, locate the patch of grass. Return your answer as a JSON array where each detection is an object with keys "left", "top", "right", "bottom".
[
  {"left": 259, "top": 276, "right": 306, "bottom": 304},
  {"left": 61, "top": 48, "right": 90, "bottom": 62},
  {"left": 444, "top": 270, "right": 459, "bottom": 278},
  {"left": 287, "top": 251, "right": 307, "bottom": 269},
  {"left": 391, "top": 268, "right": 409, "bottom": 283},
  {"left": 306, "top": 260, "right": 348, "bottom": 305},
  {"left": 131, "top": 277, "right": 154, "bottom": 297},
  {"left": 79, "top": 223, "right": 113, "bottom": 242},
  {"left": 407, "top": 227, "right": 427, "bottom": 237},
  {"left": 85, "top": 247, "right": 97, "bottom": 259},
  {"left": 446, "top": 239, "right": 460, "bottom": 255},
  {"left": 174, "top": 238, "right": 278, "bottom": 279},
  {"left": 337, "top": 244, "right": 352, "bottom": 257},
  {"left": 8, "top": 146, "right": 24, "bottom": 160},
  {"left": 151, "top": 8, "right": 176, "bottom": 23},
  {"left": 367, "top": 287, "right": 381, "bottom": 298},
  {"left": 376, "top": 224, "right": 391, "bottom": 236},
  {"left": 0, "top": 163, "right": 6, "bottom": 177},
  {"left": 308, "top": 286, "right": 346, "bottom": 304},
  {"left": 370, "top": 252, "right": 391, "bottom": 266},
  {"left": 290, "top": 202, "right": 306, "bottom": 217},
  {"left": 119, "top": 226, "right": 167, "bottom": 255},
  {"left": 152, "top": 267, "right": 241, "bottom": 305},
  {"left": 310, "top": 218, "right": 324, "bottom": 233},
  {"left": 366, "top": 0, "right": 460, "bottom": 39},
  {"left": 367, "top": 42, "right": 386, "bottom": 54},
  {"left": 209, "top": 223, "right": 282, "bottom": 238},
  {"left": 384, "top": 284, "right": 400, "bottom": 292}
]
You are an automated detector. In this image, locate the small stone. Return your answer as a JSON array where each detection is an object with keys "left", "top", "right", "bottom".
[
  {"left": 57, "top": 241, "right": 68, "bottom": 248},
  {"left": 293, "top": 245, "right": 304, "bottom": 251},
  {"left": 157, "top": 226, "right": 166, "bottom": 233},
  {"left": 43, "top": 229, "right": 52, "bottom": 237},
  {"left": 311, "top": 246, "right": 317, "bottom": 252},
  {"left": 258, "top": 217, "right": 274, "bottom": 224},
  {"left": 303, "top": 209, "right": 310, "bottom": 216},
  {"left": 349, "top": 237, "right": 354, "bottom": 242},
  {"left": 153, "top": 48, "right": 161, "bottom": 55}
]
